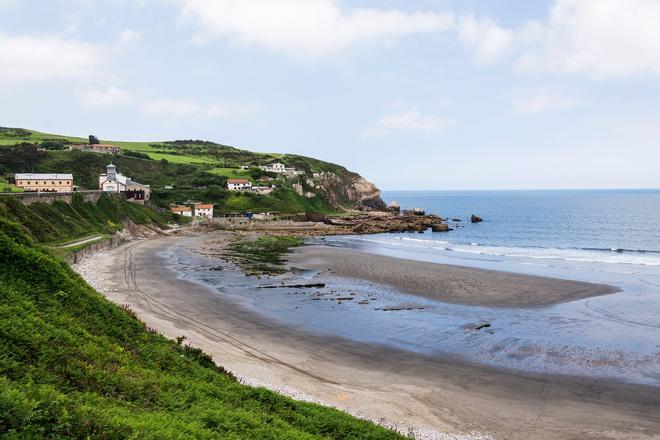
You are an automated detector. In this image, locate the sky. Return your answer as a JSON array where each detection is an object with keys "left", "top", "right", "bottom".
[{"left": 1, "top": 0, "right": 659, "bottom": 190}]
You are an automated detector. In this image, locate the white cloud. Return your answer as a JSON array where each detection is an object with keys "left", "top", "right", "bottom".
[
  {"left": 516, "top": 0, "right": 660, "bottom": 77},
  {"left": 79, "top": 86, "right": 261, "bottom": 120},
  {"left": 513, "top": 91, "right": 578, "bottom": 113},
  {"left": 118, "top": 29, "right": 142, "bottom": 44},
  {"left": 80, "top": 86, "right": 134, "bottom": 108},
  {"left": 361, "top": 110, "right": 454, "bottom": 138},
  {"left": 0, "top": 32, "right": 101, "bottom": 82},
  {"left": 457, "top": 15, "right": 514, "bottom": 64},
  {"left": 178, "top": 0, "right": 454, "bottom": 56}
]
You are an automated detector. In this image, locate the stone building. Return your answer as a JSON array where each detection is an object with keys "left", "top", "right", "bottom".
[{"left": 14, "top": 173, "right": 74, "bottom": 193}]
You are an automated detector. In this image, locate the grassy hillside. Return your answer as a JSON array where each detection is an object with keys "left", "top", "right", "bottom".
[
  {"left": 0, "top": 211, "right": 402, "bottom": 438},
  {"left": 0, "top": 193, "right": 181, "bottom": 245},
  {"left": 0, "top": 127, "right": 372, "bottom": 213}
]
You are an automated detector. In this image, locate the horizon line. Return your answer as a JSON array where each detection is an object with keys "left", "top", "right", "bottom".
[{"left": 380, "top": 187, "right": 660, "bottom": 192}]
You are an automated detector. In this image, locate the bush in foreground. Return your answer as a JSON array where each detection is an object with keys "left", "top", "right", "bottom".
[{"left": 0, "top": 218, "right": 402, "bottom": 439}]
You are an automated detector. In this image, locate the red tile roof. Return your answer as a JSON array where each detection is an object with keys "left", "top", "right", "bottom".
[
  {"left": 228, "top": 179, "right": 250, "bottom": 184},
  {"left": 195, "top": 204, "right": 213, "bottom": 209}
]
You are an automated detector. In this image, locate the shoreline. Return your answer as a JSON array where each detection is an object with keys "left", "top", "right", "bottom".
[{"left": 73, "top": 232, "right": 660, "bottom": 440}]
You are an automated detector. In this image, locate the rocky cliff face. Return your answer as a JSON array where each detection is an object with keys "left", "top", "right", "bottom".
[
  {"left": 307, "top": 171, "right": 385, "bottom": 210},
  {"left": 344, "top": 175, "right": 386, "bottom": 210}
]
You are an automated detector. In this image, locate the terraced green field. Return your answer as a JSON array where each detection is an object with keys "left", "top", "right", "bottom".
[{"left": 207, "top": 167, "right": 252, "bottom": 179}]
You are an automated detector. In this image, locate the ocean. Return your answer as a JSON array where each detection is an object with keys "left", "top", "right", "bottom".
[
  {"left": 381, "top": 189, "right": 660, "bottom": 267},
  {"left": 167, "top": 189, "right": 660, "bottom": 385}
]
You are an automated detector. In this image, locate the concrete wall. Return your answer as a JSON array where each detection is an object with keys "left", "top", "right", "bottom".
[
  {"left": 67, "top": 234, "right": 126, "bottom": 265},
  {"left": 1, "top": 190, "right": 108, "bottom": 206}
]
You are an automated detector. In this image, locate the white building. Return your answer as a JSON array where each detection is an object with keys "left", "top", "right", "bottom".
[
  {"left": 194, "top": 203, "right": 214, "bottom": 218},
  {"left": 259, "top": 162, "right": 286, "bottom": 173},
  {"left": 227, "top": 178, "right": 252, "bottom": 191},
  {"left": 99, "top": 163, "right": 151, "bottom": 203},
  {"left": 170, "top": 206, "right": 193, "bottom": 217}
]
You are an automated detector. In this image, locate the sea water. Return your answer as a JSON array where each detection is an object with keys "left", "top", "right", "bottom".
[{"left": 166, "top": 190, "right": 660, "bottom": 385}]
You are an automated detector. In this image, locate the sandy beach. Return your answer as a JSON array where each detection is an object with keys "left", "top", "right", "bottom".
[
  {"left": 287, "top": 245, "right": 619, "bottom": 307},
  {"left": 75, "top": 233, "right": 660, "bottom": 440}
]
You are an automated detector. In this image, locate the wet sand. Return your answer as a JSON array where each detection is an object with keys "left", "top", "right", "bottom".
[
  {"left": 75, "top": 234, "right": 660, "bottom": 440},
  {"left": 288, "top": 245, "right": 620, "bottom": 307}
]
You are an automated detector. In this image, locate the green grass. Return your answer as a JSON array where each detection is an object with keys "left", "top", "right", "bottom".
[
  {"left": 0, "top": 193, "right": 181, "bottom": 245},
  {"left": 0, "top": 207, "right": 403, "bottom": 439},
  {"left": 0, "top": 128, "right": 86, "bottom": 146},
  {"left": 229, "top": 236, "right": 304, "bottom": 274},
  {"left": 207, "top": 167, "right": 252, "bottom": 179},
  {"left": 0, "top": 177, "right": 23, "bottom": 193},
  {"left": 146, "top": 152, "right": 217, "bottom": 164}
]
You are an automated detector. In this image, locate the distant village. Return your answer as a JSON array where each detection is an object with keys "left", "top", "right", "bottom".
[{"left": 7, "top": 136, "right": 312, "bottom": 221}]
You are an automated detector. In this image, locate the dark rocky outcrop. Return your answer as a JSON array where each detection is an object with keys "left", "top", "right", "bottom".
[
  {"left": 305, "top": 212, "right": 327, "bottom": 223},
  {"left": 431, "top": 223, "right": 451, "bottom": 232},
  {"left": 471, "top": 214, "right": 483, "bottom": 223}
]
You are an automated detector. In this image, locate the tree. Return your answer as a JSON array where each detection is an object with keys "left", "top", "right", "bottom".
[{"left": 89, "top": 135, "right": 100, "bottom": 145}]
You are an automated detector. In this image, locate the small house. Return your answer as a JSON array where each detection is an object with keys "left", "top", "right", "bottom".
[
  {"left": 194, "top": 203, "right": 214, "bottom": 219},
  {"left": 259, "top": 162, "right": 286, "bottom": 174},
  {"left": 227, "top": 178, "right": 252, "bottom": 191},
  {"left": 170, "top": 206, "right": 193, "bottom": 217}
]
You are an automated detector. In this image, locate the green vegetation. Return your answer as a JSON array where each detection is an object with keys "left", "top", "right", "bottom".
[
  {"left": 0, "top": 206, "right": 402, "bottom": 438},
  {"left": 122, "top": 150, "right": 153, "bottom": 160},
  {"left": 207, "top": 167, "right": 252, "bottom": 179},
  {"left": 0, "top": 127, "right": 86, "bottom": 146},
  {"left": 229, "top": 235, "right": 304, "bottom": 274},
  {"left": 0, "top": 176, "right": 23, "bottom": 193},
  {"left": 0, "top": 193, "right": 181, "bottom": 245},
  {"left": 0, "top": 127, "right": 374, "bottom": 213}
]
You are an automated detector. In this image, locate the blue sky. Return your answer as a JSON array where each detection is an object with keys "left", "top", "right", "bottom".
[{"left": 1, "top": 0, "right": 659, "bottom": 190}]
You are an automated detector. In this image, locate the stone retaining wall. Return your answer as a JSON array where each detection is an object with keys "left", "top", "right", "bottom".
[
  {"left": 66, "top": 234, "right": 127, "bottom": 265},
  {"left": 0, "top": 190, "right": 107, "bottom": 206}
]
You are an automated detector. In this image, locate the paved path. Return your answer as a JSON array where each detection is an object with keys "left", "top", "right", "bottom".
[{"left": 56, "top": 235, "right": 105, "bottom": 249}]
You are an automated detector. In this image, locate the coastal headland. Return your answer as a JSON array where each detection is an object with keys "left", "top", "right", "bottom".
[{"left": 74, "top": 227, "right": 660, "bottom": 440}]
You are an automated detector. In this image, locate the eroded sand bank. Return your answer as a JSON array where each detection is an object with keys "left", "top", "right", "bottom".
[
  {"left": 287, "top": 245, "right": 619, "bottom": 307},
  {"left": 74, "top": 234, "right": 660, "bottom": 440}
]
